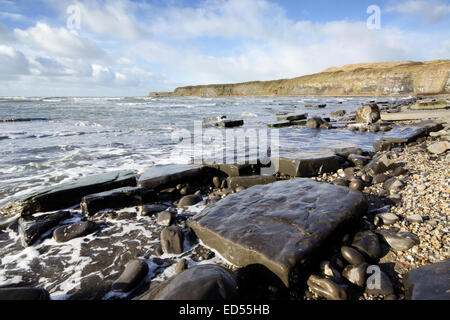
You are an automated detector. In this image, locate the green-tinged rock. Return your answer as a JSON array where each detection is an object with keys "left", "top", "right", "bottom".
[
  {"left": 2, "top": 171, "right": 137, "bottom": 216},
  {"left": 189, "top": 178, "right": 367, "bottom": 287}
]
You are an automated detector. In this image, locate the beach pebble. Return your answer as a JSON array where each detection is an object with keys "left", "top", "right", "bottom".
[
  {"left": 157, "top": 211, "right": 172, "bottom": 227},
  {"left": 406, "top": 214, "right": 423, "bottom": 224},
  {"left": 112, "top": 259, "right": 149, "bottom": 293},
  {"left": 351, "top": 231, "right": 382, "bottom": 260},
  {"left": 177, "top": 194, "right": 202, "bottom": 208},
  {"left": 374, "top": 212, "right": 399, "bottom": 226},
  {"left": 349, "top": 179, "right": 363, "bottom": 191},
  {"left": 341, "top": 246, "right": 366, "bottom": 265},
  {"left": 160, "top": 226, "right": 184, "bottom": 254},
  {"left": 365, "top": 267, "right": 394, "bottom": 297},
  {"left": 307, "top": 275, "right": 348, "bottom": 300},
  {"left": 342, "top": 263, "right": 368, "bottom": 287},
  {"left": 378, "top": 230, "right": 419, "bottom": 251}
]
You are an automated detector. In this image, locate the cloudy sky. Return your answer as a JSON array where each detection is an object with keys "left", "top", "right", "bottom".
[{"left": 0, "top": 0, "right": 449, "bottom": 96}]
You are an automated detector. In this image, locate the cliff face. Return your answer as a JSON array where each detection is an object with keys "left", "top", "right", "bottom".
[{"left": 151, "top": 60, "right": 450, "bottom": 97}]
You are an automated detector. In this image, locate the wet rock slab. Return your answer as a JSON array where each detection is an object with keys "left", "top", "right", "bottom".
[
  {"left": 189, "top": 179, "right": 368, "bottom": 287},
  {"left": 212, "top": 120, "right": 244, "bottom": 128},
  {"left": 2, "top": 171, "right": 137, "bottom": 216},
  {"left": 137, "top": 164, "right": 206, "bottom": 190},
  {"left": 226, "top": 175, "right": 277, "bottom": 190},
  {"left": 272, "top": 153, "right": 340, "bottom": 177},
  {"left": 404, "top": 259, "right": 450, "bottom": 300},
  {"left": 80, "top": 187, "right": 156, "bottom": 216}
]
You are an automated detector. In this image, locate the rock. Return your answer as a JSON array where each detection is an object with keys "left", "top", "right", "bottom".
[
  {"left": 0, "top": 214, "right": 20, "bottom": 230},
  {"left": 189, "top": 178, "right": 367, "bottom": 287},
  {"left": 272, "top": 154, "right": 340, "bottom": 178},
  {"left": 361, "top": 174, "right": 372, "bottom": 184},
  {"left": 2, "top": 171, "right": 137, "bottom": 216},
  {"left": 372, "top": 174, "right": 390, "bottom": 184},
  {"left": 19, "top": 211, "right": 71, "bottom": 247},
  {"left": 177, "top": 194, "right": 202, "bottom": 208},
  {"left": 157, "top": 211, "right": 173, "bottom": 227},
  {"left": 307, "top": 275, "right": 348, "bottom": 300},
  {"left": 212, "top": 120, "right": 244, "bottom": 128},
  {"left": 160, "top": 226, "right": 184, "bottom": 254},
  {"left": 137, "top": 164, "right": 206, "bottom": 190},
  {"left": 392, "top": 167, "right": 408, "bottom": 176},
  {"left": 140, "top": 204, "right": 169, "bottom": 216},
  {"left": 174, "top": 259, "right": 188, "bottom": 275},
  {"left": 406, "top": 214, "right": 423, "bottom": 223},
  {"left": 351, "top": 231, "right": 382, "bottom": 260},
  {"left": 320, "top": 261, "right": 343, "bottom": 282},
  {"left": 349, "top": 179, "right": 363, "bottom": 191},
  {"left": 146, "top": 265, "right": 238, "bottom": 300},
  {"left": 112, "top": 259, "right": 149, "bottom": 293},
  {"left": 53, "top": 221, "right": 97, "bottom": 243},
  {"left": 380, "top": 109, "right": 450, "bottom": 121},
  {"left": 378, "top": 230, "right": 419, "bottom": 251},
  {"left": 383, "top": 178, "right": 405, "bottom": 195},
  {"left": 341, "top": 246, "right": 366, "bottom": 265},
  {"left": 332, "top": 178, "right": 349, "bottom": 187},
  {"left": 365, "top": 267, "right": 394, "bottom": 296},
  {"left": 0, "top": 288, "right": 50, "bottom": 300},
  {"left": 348, "top": 154, "right": 371, "bottom": 167},
  {"left": 334, "top": 148, "right": 363, "bottom": 158},
  {"left": 331, "top": 110, "right": 346, "bottom": 117},
  {"left": 212, "top": 177, "right": 220, "bottom": 188},
  {"left": 80, "top": 187, "right": 156, "bottom": 216},
  {"left": 364, "top": 153, "right": 397, "bottom": 176},
  {"left": 375, "top": 212, "right": 399, "bottom": 226},
  {"left": 306, "top": 117, "right": 327, "bottom": 129},
  {"left": 203, "top": 163, "right": 257, "bottom": 177},
  {"left": 356, "top": 104, "right": 380, "bottom": 123},
  {"left": 314, "top": 104, "right": 327, "bottom": 109},
  {"left": 342, "top": 263, "right": 368, "bottom": 287},
  {"left": 276, "top": 114, "right": 307, "bottom": 121},
  {"left": 404, "top": 259, "right": 450, "bottom": 300},
  {"left": 226, "top": 175, "right": 277, "bottom": 190},
  {"left": 427, "top": 141, "right": 450, "bottom": 154}
]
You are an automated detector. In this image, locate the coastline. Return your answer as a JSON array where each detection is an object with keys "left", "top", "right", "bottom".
[{"left": 0, "top": 94, "right": 448, "bottom": 301}]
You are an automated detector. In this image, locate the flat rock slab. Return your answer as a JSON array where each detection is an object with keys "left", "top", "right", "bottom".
[
  {"left": 227, "top": 175, "right": 277, "bottom": 190},
  {"left": 189, "top": 179, "right": 367, "bottom": 287},
  {"left": 212, "top": 120, "right": 244, "bottom": 128},
  {"left": 19, "top": 211, "right": 71, "bottom": 247},
  {"left": 2, "top": 171, "right": 137, "bottom": 216},
  {"left": 268, "top": 120, "right": 306, "bottom": 128},
  {"left": 276, "top": 114, "right": 307, "bottom": 121},
  {"left": 203, "top": 163, "right": 259, "bottom": 177},
  {"left": 404, "top": 259, "right": 450, "bottom": 300},
  {"left": 80, "top": 187, "right": 156, "bottom": 216},
  {"left": 380, "top": 109, "right": 450, "bottom": 121},
  {"left": 272, "top": 154, "right": 340, "bottom": 177},
  {"left": 137, "top": 164, "right": 206, "bottom": 190},
  {"left": 53, "top": 221, "right": 98, "bottom": 243},
  {"left": 146, "top": 265, "right": 238, "bottom": 300}
]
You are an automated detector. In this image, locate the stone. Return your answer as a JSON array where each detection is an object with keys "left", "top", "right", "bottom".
[
  {"left": 0, "top": 214, "right": 20, "bottom": 230},
  {"left": 372, "top": 174, "right": 390, "bottom": 184},
  {"left": 212, "top": 177, "right": 220, "bottom": 188},
  {"left": 177, "top": 194, "right": 202, "bottom": 208},
  {"left": 331, "top": 110, "right": 346, "bottom": 117},
  {"left": 19, "top": 211, "right": 71, "bottom": 247},
  {"left": 314, "top": 104, "right": 327, "bottom": 109},
  {"left": 380, "top": 109, "right": 450, "bottom": 121},
  {"left": 160, "top": 226, "right": 184, "bottom": 254},
  {"left": 189, "top": 179, "right": 367, "bottom": 287},
  {"left": 348, "top": 154, "right": 371, "bottom": 167},
  {"left": 320, "top": 261, "right": 343, "bottom": 282},
  {"left": 334, "top": 147, "right": 363, "bottom": 158},
  {"left": 365, "top": 268, "right": 394, "bottom": 296},
  {"left": 277, "top": 114, "right": 307, "bottom": 121},
  {"left": 2, "top": 171, "right": 136, "bottom": 216},
  {"left": 349, "top": 179, "right": 363, "bottom": 191},
  {"left": 140, "top": 204, "right": 169, "bottom": 216},
  {"left": 361, "top": 174, "right": 372, "bottom": 184},
  {"left": 272, "top": 154, "right": 340, "bottom": 178},
  {"left": 427, "top": 141, "right": 450, "bottom": 154},
  {"left": 378, "top": 230, "right": 419, "bottom": 251},
  {"left": 147, "top": 265, "right": 238, "bottom": 300},
  {"left": 404, "top": 259, "right": 450, "bottom": 300},
  {"left": 157, "top": 211, "right": 172, "bottom": 227},
  {"left": 80, "top": 187, "right": 156, "bottom": 216},
  {"left": 351, "top": 231, "right": 382, "bottom": 260},
  {"left": 307, "top": 275, "right": 348, "bottom": 300},
  {"left": 212, "top": 120, "right": 244, "bottom": 128},
  {"left": 375, "top": 212, "right": 399, "bottom": 226},
  {"left": 342, "top": 263, "right": 368, "bottom": 287},
  {"left": 332, "top": 178, "right": 349, "bottom": 187},
  {"left": 341, "top": 246, "right": 366, "bottom": 265},
  {"left": 306, "top": 117, "right": 326, "bottom": 129},
  {"left": 226, "top": 175, "right": 277, "bottom": 190},
  {"left": 406, "top": 214, "right": 423, "bottom": 223},
  {"left": 53, "top": 221, "right": 97, "bottom": 243},
  {"left": 0, "top": 288, "right": 50, "bottom": 300},
  {"left": 174, "top": 259, "right": 188, "bottom": 275},
  {"left": 203, "top": 163, "right": 258, "bottom": 177},
  {"left": 364, "top": 153, "right": 397, "bottom": 176},
  {"left": 356, "top": 104, "right": 380, "bottom": 123},
  {"left": 137, "top": 164, "right": 206, "bottom": 190},
  {"left": 383, "top": 178, "right": 405, "bottom": 195},
  {"left": 112, "top": 259, "right": 149, "bottom": 293},
  {"left": 392, "top": 167, "right": 408, "bottom": 176}
]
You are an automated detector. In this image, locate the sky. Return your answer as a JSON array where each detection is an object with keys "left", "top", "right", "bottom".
[{"left": 0, "top": 0, "right": 449, "bottom": 96}]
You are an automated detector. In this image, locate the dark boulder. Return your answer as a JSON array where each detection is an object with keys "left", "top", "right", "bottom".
[
  {"left": 137, "top": 164, "right": 207, "bottom": 190},
  {"left": 160, "top": 226, "right": 184, "bottom": 254},
  {"left": 112, "top": 259, "right": 149, "bottom": 293},
  {"left": 356, "top": 104, "right": 380, "bottom": 123},
  {"left": 189, "top": 178, "right": 367, "bottom": 287},
  {"left": 177, "top": 194, "right": 202, "bottom": 208},
  {"left": 53, "top": 221, "right": 97, "bottom": 243},
  {"left": 272, "top": 154, "right": 340, "bottom": 178},
  {"left": 351, "top": 231, "right": 382, "bottom": 260}
]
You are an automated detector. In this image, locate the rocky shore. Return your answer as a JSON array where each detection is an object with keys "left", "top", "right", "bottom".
[{"left": 0, "top": 95, "right": 449, "bottom": 301}]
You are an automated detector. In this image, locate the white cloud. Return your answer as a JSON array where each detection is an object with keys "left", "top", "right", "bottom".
[
  {"left": 14, "top": 22, "right": 106, "bottom": 59},
  {"left": 0, "top": 45, "right": 30, "bottom": 77},
  {"left": 386, "top": 1, "right": 450, "bottom": 24}
]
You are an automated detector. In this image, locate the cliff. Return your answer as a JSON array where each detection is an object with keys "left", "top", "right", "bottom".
[{"left": 150, "top": 60, "right": 450, "bottom": 97}]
